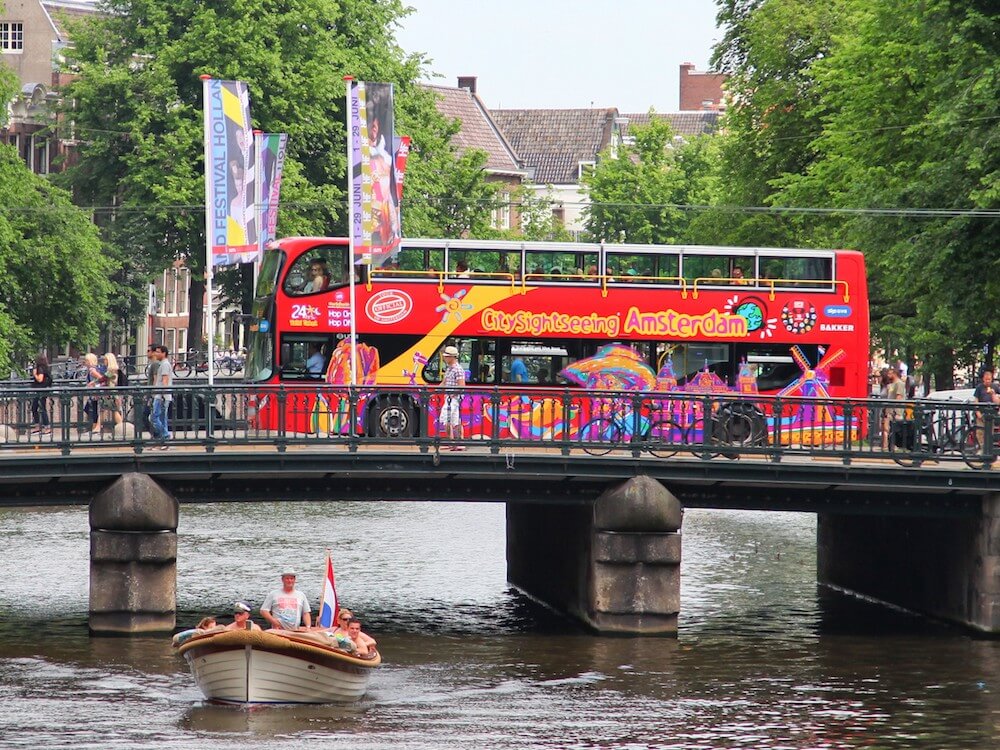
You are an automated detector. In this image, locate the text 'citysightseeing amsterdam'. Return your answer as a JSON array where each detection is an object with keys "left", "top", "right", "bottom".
[{"left": 479, "top": 307, "right": 748, "bottom": 338}]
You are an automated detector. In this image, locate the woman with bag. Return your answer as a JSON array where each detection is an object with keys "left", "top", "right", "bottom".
[
  {"left": 99, "top": 353, "right": 124, "bottom": 430},
  {"left": 30, "top": 355, "right": 52, "bottom": 435},
  {"left": 82, "top": 352, "right": 105, "bottom": 433}
]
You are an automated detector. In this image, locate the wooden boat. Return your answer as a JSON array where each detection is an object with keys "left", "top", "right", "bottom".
[{"left": 174, "top": 628, "right": 381, "bottom": 704}]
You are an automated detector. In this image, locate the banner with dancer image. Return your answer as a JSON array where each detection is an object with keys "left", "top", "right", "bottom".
[
  {"left": 257, "top": 132, "right": 288, "bottom": 249},
  {"left": 349, "top": 81, "right": 404, "bottom": 266},
  {"left": 203, "top": 78, "right": 257, "bottom": 267}
]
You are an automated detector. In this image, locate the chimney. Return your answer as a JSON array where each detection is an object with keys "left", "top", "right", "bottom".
[{"left": 457, "top": 76, "right": 477, "bottom": 94}]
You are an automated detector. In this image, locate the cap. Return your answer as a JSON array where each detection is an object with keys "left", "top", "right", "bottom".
[
  {"left": 442, "top": 345, "right": 459, "bottom": 358},
  {"left": 281, "top": 568, "right": 297, "bottom": 577},
  {"left": 234, "top": 600, "right": 252, "bottom": 613}
]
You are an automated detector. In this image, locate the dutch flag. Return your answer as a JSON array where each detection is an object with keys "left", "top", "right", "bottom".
[{"left": 317, "top": 550, "right": 339, "bottom": 628}]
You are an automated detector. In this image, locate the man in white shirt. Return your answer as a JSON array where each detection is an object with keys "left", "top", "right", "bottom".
[{"left": 260, "top": 569, "right": 312, "bottom": 630}]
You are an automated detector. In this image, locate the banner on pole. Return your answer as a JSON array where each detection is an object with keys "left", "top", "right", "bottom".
[
  {"left": 257, "top": 132, "right": 288, "bottom": 249},
  {"left": 349, "top": 81, "right": 406, "bottom": 267},
  {"left": 204, "top": 79, "right": 256, "bottom": 267}
]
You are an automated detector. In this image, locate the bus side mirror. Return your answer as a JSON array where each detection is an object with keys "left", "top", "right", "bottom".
[{"left": 280, "top": 343, "right": 291, "bottom": 368}]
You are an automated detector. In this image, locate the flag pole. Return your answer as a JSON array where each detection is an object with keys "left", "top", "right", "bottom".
[
  {"left": 344, "top": 76, "right": 357, "bottom": 387},
  {"left": 200, "top": 74, "right": 215, "bottom": 387},
  {"left": 252, "top": 129, "right": 263, "bottom": 352}
]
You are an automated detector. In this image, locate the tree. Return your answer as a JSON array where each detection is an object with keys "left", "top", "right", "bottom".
[
  {"left": 772, "top": 0, "right": 1000, "bottom": 386},
  {"left": 583, "top": 116, "right": 708, "bottom": 244},
  {"left": 691, "top": 0, "right": 845, "bottom": 248},
  {"left": 0, "top": 147, "right": 114, "bottom": 370},
  {"left": 59, "top": 0, "right": 495, "bottom": 347}
]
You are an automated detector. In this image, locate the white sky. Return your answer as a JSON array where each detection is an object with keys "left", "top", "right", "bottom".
[{"left": 395, "top": 0, "right": 723, "bottom": 113}]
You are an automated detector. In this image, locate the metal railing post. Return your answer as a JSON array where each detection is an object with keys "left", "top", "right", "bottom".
[
  {"left": 841, "top": 401, "right": 853, "bottom": 465},
  {"left": 491, "top": 387, "right": 502, "bottom": 455},
  {"left": 348, "top": 387, "right": 360, "bottom": 453},
  {"left": 276, "top": 386, "right": 288, "bottom": 452}
]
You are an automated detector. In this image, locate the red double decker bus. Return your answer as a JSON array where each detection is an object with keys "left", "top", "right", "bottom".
[{"left": 245, "top": 237, "right": 869, "bottom": 442}]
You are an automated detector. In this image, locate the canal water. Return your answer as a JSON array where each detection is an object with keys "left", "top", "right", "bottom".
[{"left": 1, "top": 501, "right": 998, "bottom": 749}]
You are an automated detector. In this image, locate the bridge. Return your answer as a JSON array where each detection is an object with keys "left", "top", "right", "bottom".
[{"left": 3, "top": 384, "right": 999, "bottom": 638}]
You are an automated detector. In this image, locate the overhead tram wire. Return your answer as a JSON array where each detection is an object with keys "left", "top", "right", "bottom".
[{"left": 1, "top": 199, "right": 998, "bottom": 220}]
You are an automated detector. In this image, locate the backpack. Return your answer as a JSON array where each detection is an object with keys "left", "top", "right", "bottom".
[{"left": 117, "top": 366, "right": 128, "bottom": 387}]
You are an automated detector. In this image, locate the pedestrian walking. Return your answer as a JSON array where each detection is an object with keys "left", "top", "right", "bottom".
[{"left": 150, "top": 345, "right": 174, "bottom": 450}]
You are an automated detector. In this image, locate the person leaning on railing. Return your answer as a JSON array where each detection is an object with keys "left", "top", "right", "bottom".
[{"left": 973, "top": 367, "right": 1000, "bottom": 451}]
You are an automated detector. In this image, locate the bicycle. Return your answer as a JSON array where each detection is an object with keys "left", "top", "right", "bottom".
[{"left": 577, "top": 398, "right": 687, "bottom": 458}]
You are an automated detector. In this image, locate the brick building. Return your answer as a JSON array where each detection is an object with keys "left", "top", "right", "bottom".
[
  {"left": 679, "top": 62, "right": 728, "bottom": 111},
  {"left": 1, "top": 0, "right": 97, "bottom": 173}
]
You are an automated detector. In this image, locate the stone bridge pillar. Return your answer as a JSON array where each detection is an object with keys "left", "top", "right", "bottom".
[
  {"left": 89, "top": 473, "right": 178, "bottom": 634},
  {"left": 507, "top": 476, "right": 682, "bottom": 635},
  {"left": 818, "top": 493, "right": 1000, "bottom": 633}
]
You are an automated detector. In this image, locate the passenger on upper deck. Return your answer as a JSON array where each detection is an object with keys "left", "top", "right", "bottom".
[
  {"left": 731, "top": 266, "right": 750, "bottom": 285},
  {"left": 455, "top": 260, "right": 471, "bottom": 279}
]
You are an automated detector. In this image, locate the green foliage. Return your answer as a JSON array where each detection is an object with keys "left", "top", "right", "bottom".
[
  {"left": 0, "top": 147, "right": 113, "bottom": 369},
  {"left": 0, "top": 64, "right": 15, "bottom": 127},
  {"left": 58, "top": 0, "right": 495, "bottom": 343},
  {"left": 584, "top": 116, "right": 713, "bottom": 244},
  {"left": 708, "top": 0, "right": 999, "bottom": 384}
]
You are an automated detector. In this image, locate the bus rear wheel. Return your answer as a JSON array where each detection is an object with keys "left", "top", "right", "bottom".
[{"left": 369, "top": 397, "right": 416, "bottom": 438}]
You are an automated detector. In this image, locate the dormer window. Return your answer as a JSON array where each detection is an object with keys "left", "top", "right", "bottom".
[{"left": 1, "top": 22, "right": 24, "bottom": 53}]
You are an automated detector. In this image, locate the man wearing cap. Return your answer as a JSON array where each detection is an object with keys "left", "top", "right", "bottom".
[
  {"left": 226, "top": 600, "right": 262, "bottom": 631},
  {"left": 260, "top": 569, "right": 312, "bottom": 631},
  {"left": 439, "top": 344, "right": 465, "bottom": 450}
]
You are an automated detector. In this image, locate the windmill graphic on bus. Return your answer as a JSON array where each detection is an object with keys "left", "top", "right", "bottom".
[{"left": 774, "top": 345, "right": 848, "bottom": 437}]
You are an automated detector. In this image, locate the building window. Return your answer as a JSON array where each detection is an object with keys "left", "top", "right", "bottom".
[
  {"left": 31, "top": 135, "right": 49, "bottom": 175},
  {"left": 492, "top": 192, "right": 511, "bottom": 231},
  {"left": 1, "top": 22, "right": 24, "bottom": 53}
]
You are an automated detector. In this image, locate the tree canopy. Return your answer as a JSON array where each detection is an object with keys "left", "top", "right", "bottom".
[
  {"left": 701, "top": 0, "right": 1000, "bottom": 386},
  {"left": 59, "top": 0, "right": 497, "bottom": 345},
  {"left": 584, "top": 116, "right": 717, "bottom": 244},
  {"left": 0, "top": 147, "right": 114, "bottom": 370}
]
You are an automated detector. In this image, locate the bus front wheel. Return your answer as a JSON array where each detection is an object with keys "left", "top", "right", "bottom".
[{"left": 369, "top": 397, "right": 416, "bottom": 438}]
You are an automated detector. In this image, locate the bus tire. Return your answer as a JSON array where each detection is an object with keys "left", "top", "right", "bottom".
[{"left": 369, "top": 397, "right": 416, "bottom": 438}]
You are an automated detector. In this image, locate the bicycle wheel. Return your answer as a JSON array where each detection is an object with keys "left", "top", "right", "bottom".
[
  {"left": 685, "top": 417, "right": 722, "bottom": 460},
  {"left": 174, "top": 360, "right": 192, "bottom": 378},
  {"left": 580, "top": 417, "right": 623, "bottom": 456},
  {"left": 647, "top": 420, "right": 684, "bottom": 458},
  {"left": 961, "top": 425, "right": 996, "bottom": 470}
]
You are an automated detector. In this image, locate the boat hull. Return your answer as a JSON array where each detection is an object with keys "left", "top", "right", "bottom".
[{"left": 176, "top": 629, "right": 379, "bottom": 704}]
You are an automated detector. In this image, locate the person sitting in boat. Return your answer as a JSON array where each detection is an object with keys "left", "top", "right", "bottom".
[
  {"left": 196, "top": 616, "right": 217, "bottom": 630},
  {"left": 260, "top": 568, "right": 312, "bottom": 631},
  {"left": 225, "top": 600, "right": 262, "bottom": 632},
  {"left": 325, "top": 608, "right": 377, "bottom": 650},
  {"left": 347, "top": 619, "right": 372, "bottom": 657}
]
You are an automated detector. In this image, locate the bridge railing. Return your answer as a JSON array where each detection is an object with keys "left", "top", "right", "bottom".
[{"left": 0, "top": 384, "right": 994, "bottom": 468}]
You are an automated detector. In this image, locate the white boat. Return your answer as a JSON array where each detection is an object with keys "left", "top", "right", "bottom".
[{"left": 174, "top": 628, "right": 381, "bottom": 704}]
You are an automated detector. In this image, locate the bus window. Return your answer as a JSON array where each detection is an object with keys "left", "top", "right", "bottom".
[
  {"left": 655, "top": 254, "right": 680, "bottom": 281},
  {"left": 256, "top": 249, "right": 284, "bottom": 297},
  {"left": 525, "top": 251, "right": 597, "bottom": 281},
  {"left": 608, "top": 253, "right": 656, "bottom": 282},
  {"left": 279, "top": 335, "right": 332, "bottom": 380},
  {"left": 760, "top": 255, "right": 833, "bottom": 288},
  {"left": 283, "top": 246, "right": 348, "bottom": 295},
  {"left": 665, "top": 342, "right": 731, "bottom": 385},
  {"left": 396, "top": 245, "right": 445, "bottom": 276},
  {"left": 680, "top": 254, "right": 730, "bottom": 283},
  {"left": 735, "top": 343, "right": 819, "bottom": 391},
  {"left": 448, "top": 248, "right": 519, "bottom": 281},
  {"left": 502, "top": 342, "right": 572, "bottom": 385}
]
